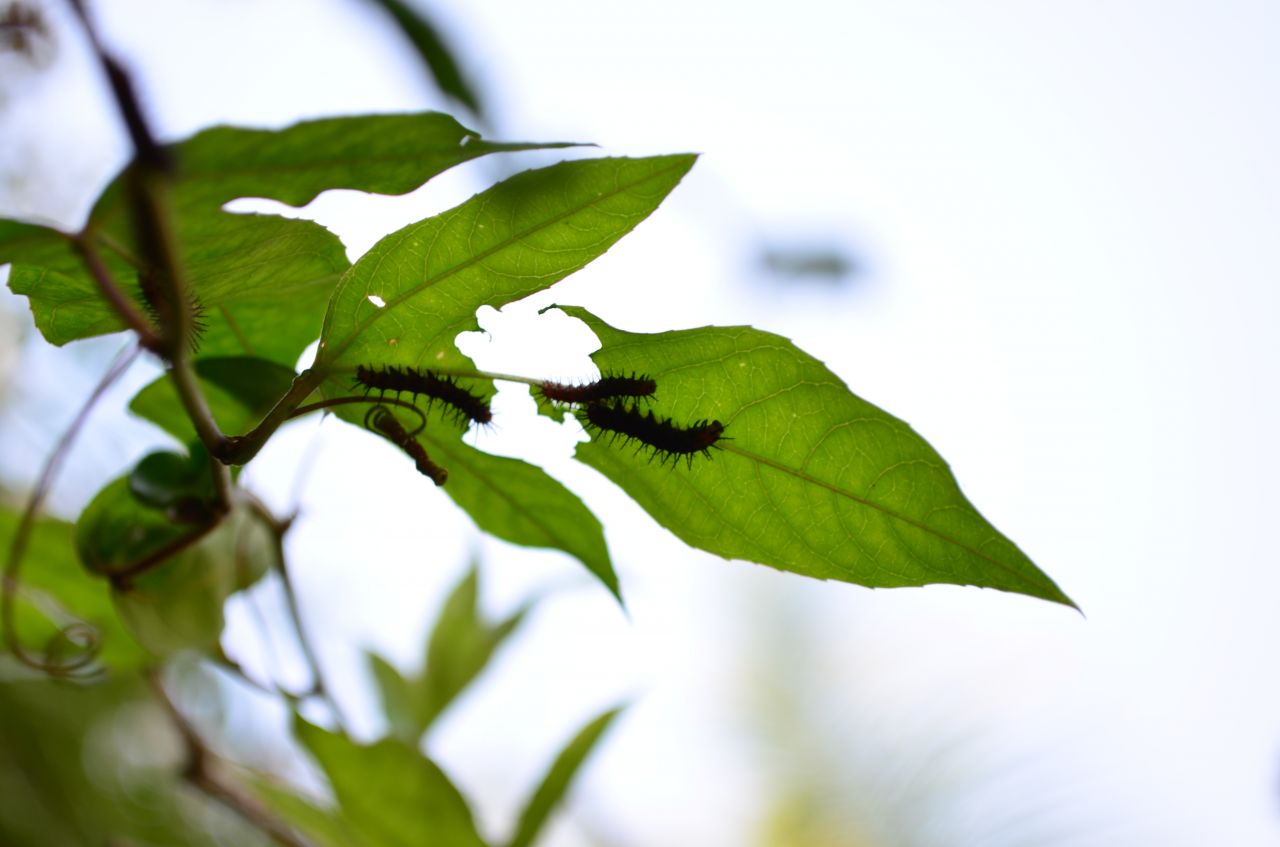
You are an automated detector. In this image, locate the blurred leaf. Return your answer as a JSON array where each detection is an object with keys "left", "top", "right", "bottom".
[
  {"left": 549, "top": 306, "right": 1073, "bottom": 606},
  {"left": 418, "top": 563, "right": 528, "bottom": 732},
  {"left": 75, "top": 477, "right": 210, "bottom": 579},
  {"left": 506, "top": 706, "right": 623, "bottom": 847},
  {"left": 0, "top": 509, "right": 145, "bottom": 672},
  {"left": 128, "top": 447, "right": 219, "bottom": 514},
  {"left": 367, "top": 563, "right": 531, "bottom": 742},
  {"left": 0, "top": 677, "right": 273, "bottom": 846},
  {"left": 366, "top": 0, "right": 484, "bottom": 118},
  {"left": 129, "top": 356, "right": 299, "bottom": 443},
  {"left": 316, "top": 155, "right": 697, "bottom": 380},
  {"left": 246, "top": 777, "right": 359, "bottom": 847},
  {"left": 75, "top": 475, "right": 274, "bottom": 656},
  {"left": 366, "top": 652, "right": 423, "bottom": 744},
  {"left": 293, "top": 717, "right": 486, "bottom": 847},
  {"left": 111, "top": 506, "right": 276, "bottom": 657}
]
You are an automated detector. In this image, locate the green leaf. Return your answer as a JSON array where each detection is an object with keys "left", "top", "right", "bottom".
[
  {"left": 425, "top": 435, "right": 619, "bottom": 602},
  {"left": 507, "top": 707, "right": 624, "bottom": 847},
  {"left": 419, "top": 563, "right": 528, "bottom": 733},
  {"left": 365, "top": 2, "right": 485, "bottom": 118},
  {"left": 128, "top": 447, "right": 219, "bottom": 512},
  {"left": 0, "top": 677, "right": 268, "bottom": 846},
  {"left": 549, "top": 306, "right": 1074, "bottom": 606},
  {"left": 323, "top": 398, "right": 618, "bottom": 601},
  {"left": 6, "top": 112, "right": 570, "bottom": 359},
  {"left": 0, "top": 509, "right": 145, "bottom": 672},
  {"left": 293, "top": 717, "right": 486, "bottom": 847},
  {"left": 172, "top": 112, "right": 573, "bottom": 208},
  {"left": 74, "top": 475, "right": 274, "bottom": 656},
  {"left": 367, "top": 651, "right": 424, "bottom": 744},
  {"left": 369, "top": 564, "right": 531, "bottom": 742},
  {"left": 247, "top": 775, "right": 360, "bottom": 847},
  {"left": 4, "top": 210, "right": 348, "bottom": 365},
  {"left": 109, "top": 505, "right": 276, "bottom": 657},
  {"left": 129, "top": 356, "right": 299, "bottom": 443},
  {"left": 315, "top": 155, "right": 697, "bottom": 377},
  {"left": 74, "top": 477, "right": 211, "bottom": 578}
]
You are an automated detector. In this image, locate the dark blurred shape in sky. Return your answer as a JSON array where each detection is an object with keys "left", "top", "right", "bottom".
[
  {"left": 758, "top": 242, "right": 859, "bottom": 287},
  {"left": 0, "top": 1, "right": 53, "bottom": 65},
  {"left": 364, "top": 0, "right": 486, "bottom": 124}
]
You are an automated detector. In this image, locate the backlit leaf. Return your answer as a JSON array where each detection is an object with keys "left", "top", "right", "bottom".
[{"left": 549, "top": 306, "right": 1073, "bottom": 606}]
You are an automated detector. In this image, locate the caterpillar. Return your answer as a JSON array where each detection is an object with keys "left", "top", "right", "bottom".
[
  {"left": 354, "top": 365, "right": 492, "bottom": 426},
  {"left": 579, "top": 401, "right": 725, "bottom": 468},
  {"left": 364, "top": 405, "right": 449, "bottom": 486},
  {"left": 539, "top": 373, "right": 657, "bottom": 405}
]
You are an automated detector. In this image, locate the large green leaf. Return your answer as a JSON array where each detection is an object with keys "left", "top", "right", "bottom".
[
  {"left": 506, "top": 707, "right": 623, "bottom": 847},
  {"left": 3, "top": 210, "right": 348, "bottom": 365},
  {"left": 549, "top": 306, "right": 1073, "bottom": 606},
  {"left": 315, "top": 155, "right": 697, "bottom": 376},
  {"left": 0, "top": 509, "right": 145, "bottom": 672},
  {"left": 5, "top": 112, "right": 571, "bottom": 361},
  {"left": 293, "top": 717, "right": 486, "bottom": 847}
]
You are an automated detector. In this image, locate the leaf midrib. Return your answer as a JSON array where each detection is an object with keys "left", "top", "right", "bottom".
[{"left": 721, "top": 442, "right": 1062, "bottom": 599}]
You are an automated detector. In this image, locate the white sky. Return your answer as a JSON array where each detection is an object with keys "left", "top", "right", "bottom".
[{"left": 2, "top": 1, "right": 1279, "bottom": 845}]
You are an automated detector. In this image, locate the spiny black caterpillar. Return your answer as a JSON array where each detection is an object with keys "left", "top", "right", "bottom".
[
  {"left": 364, "top": 405, "right": 448, "bottom": 486},
  {"left": 539, "top": 373, "right": 657, "bottom": 405},
  {"left": 354, "top": 365, "right": 492, "bottom": 426},
  {"left": 579, "top": 401, "right": 726, "bottom": 468}
]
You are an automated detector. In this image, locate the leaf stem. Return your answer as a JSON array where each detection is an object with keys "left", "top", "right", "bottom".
[{"left": 217, "top": 369, "right": 327, "bottom": 465}]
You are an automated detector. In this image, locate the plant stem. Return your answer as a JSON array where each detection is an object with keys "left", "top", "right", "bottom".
[
  {"left": 241, "top": 494, "right": 349, "bottom": 731},
  {"left": 71, "top": 233, "right": 161, "bottom": 350},
  {"left": 69, "top": 0, "right": 233, "bottom": 476}
]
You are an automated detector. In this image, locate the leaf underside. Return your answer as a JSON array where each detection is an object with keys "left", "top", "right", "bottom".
[{"left": 550, "top": 306, "right": 1073, "bottom": 606}]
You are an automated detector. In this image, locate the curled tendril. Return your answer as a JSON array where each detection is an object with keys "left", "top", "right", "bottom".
[
  {"left": 289, "top": 394, "right": 430, "bottom": 437},
  {"left": 41, "top": 621, "right": 105, "bottom": 680},
  {"left": 2, "top": 342, "right": 140, "bottom": 675}
]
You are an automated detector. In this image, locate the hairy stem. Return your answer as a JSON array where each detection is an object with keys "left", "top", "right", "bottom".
[{"left": 69, "top": 0, "right": 232, "bottom": 472}]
